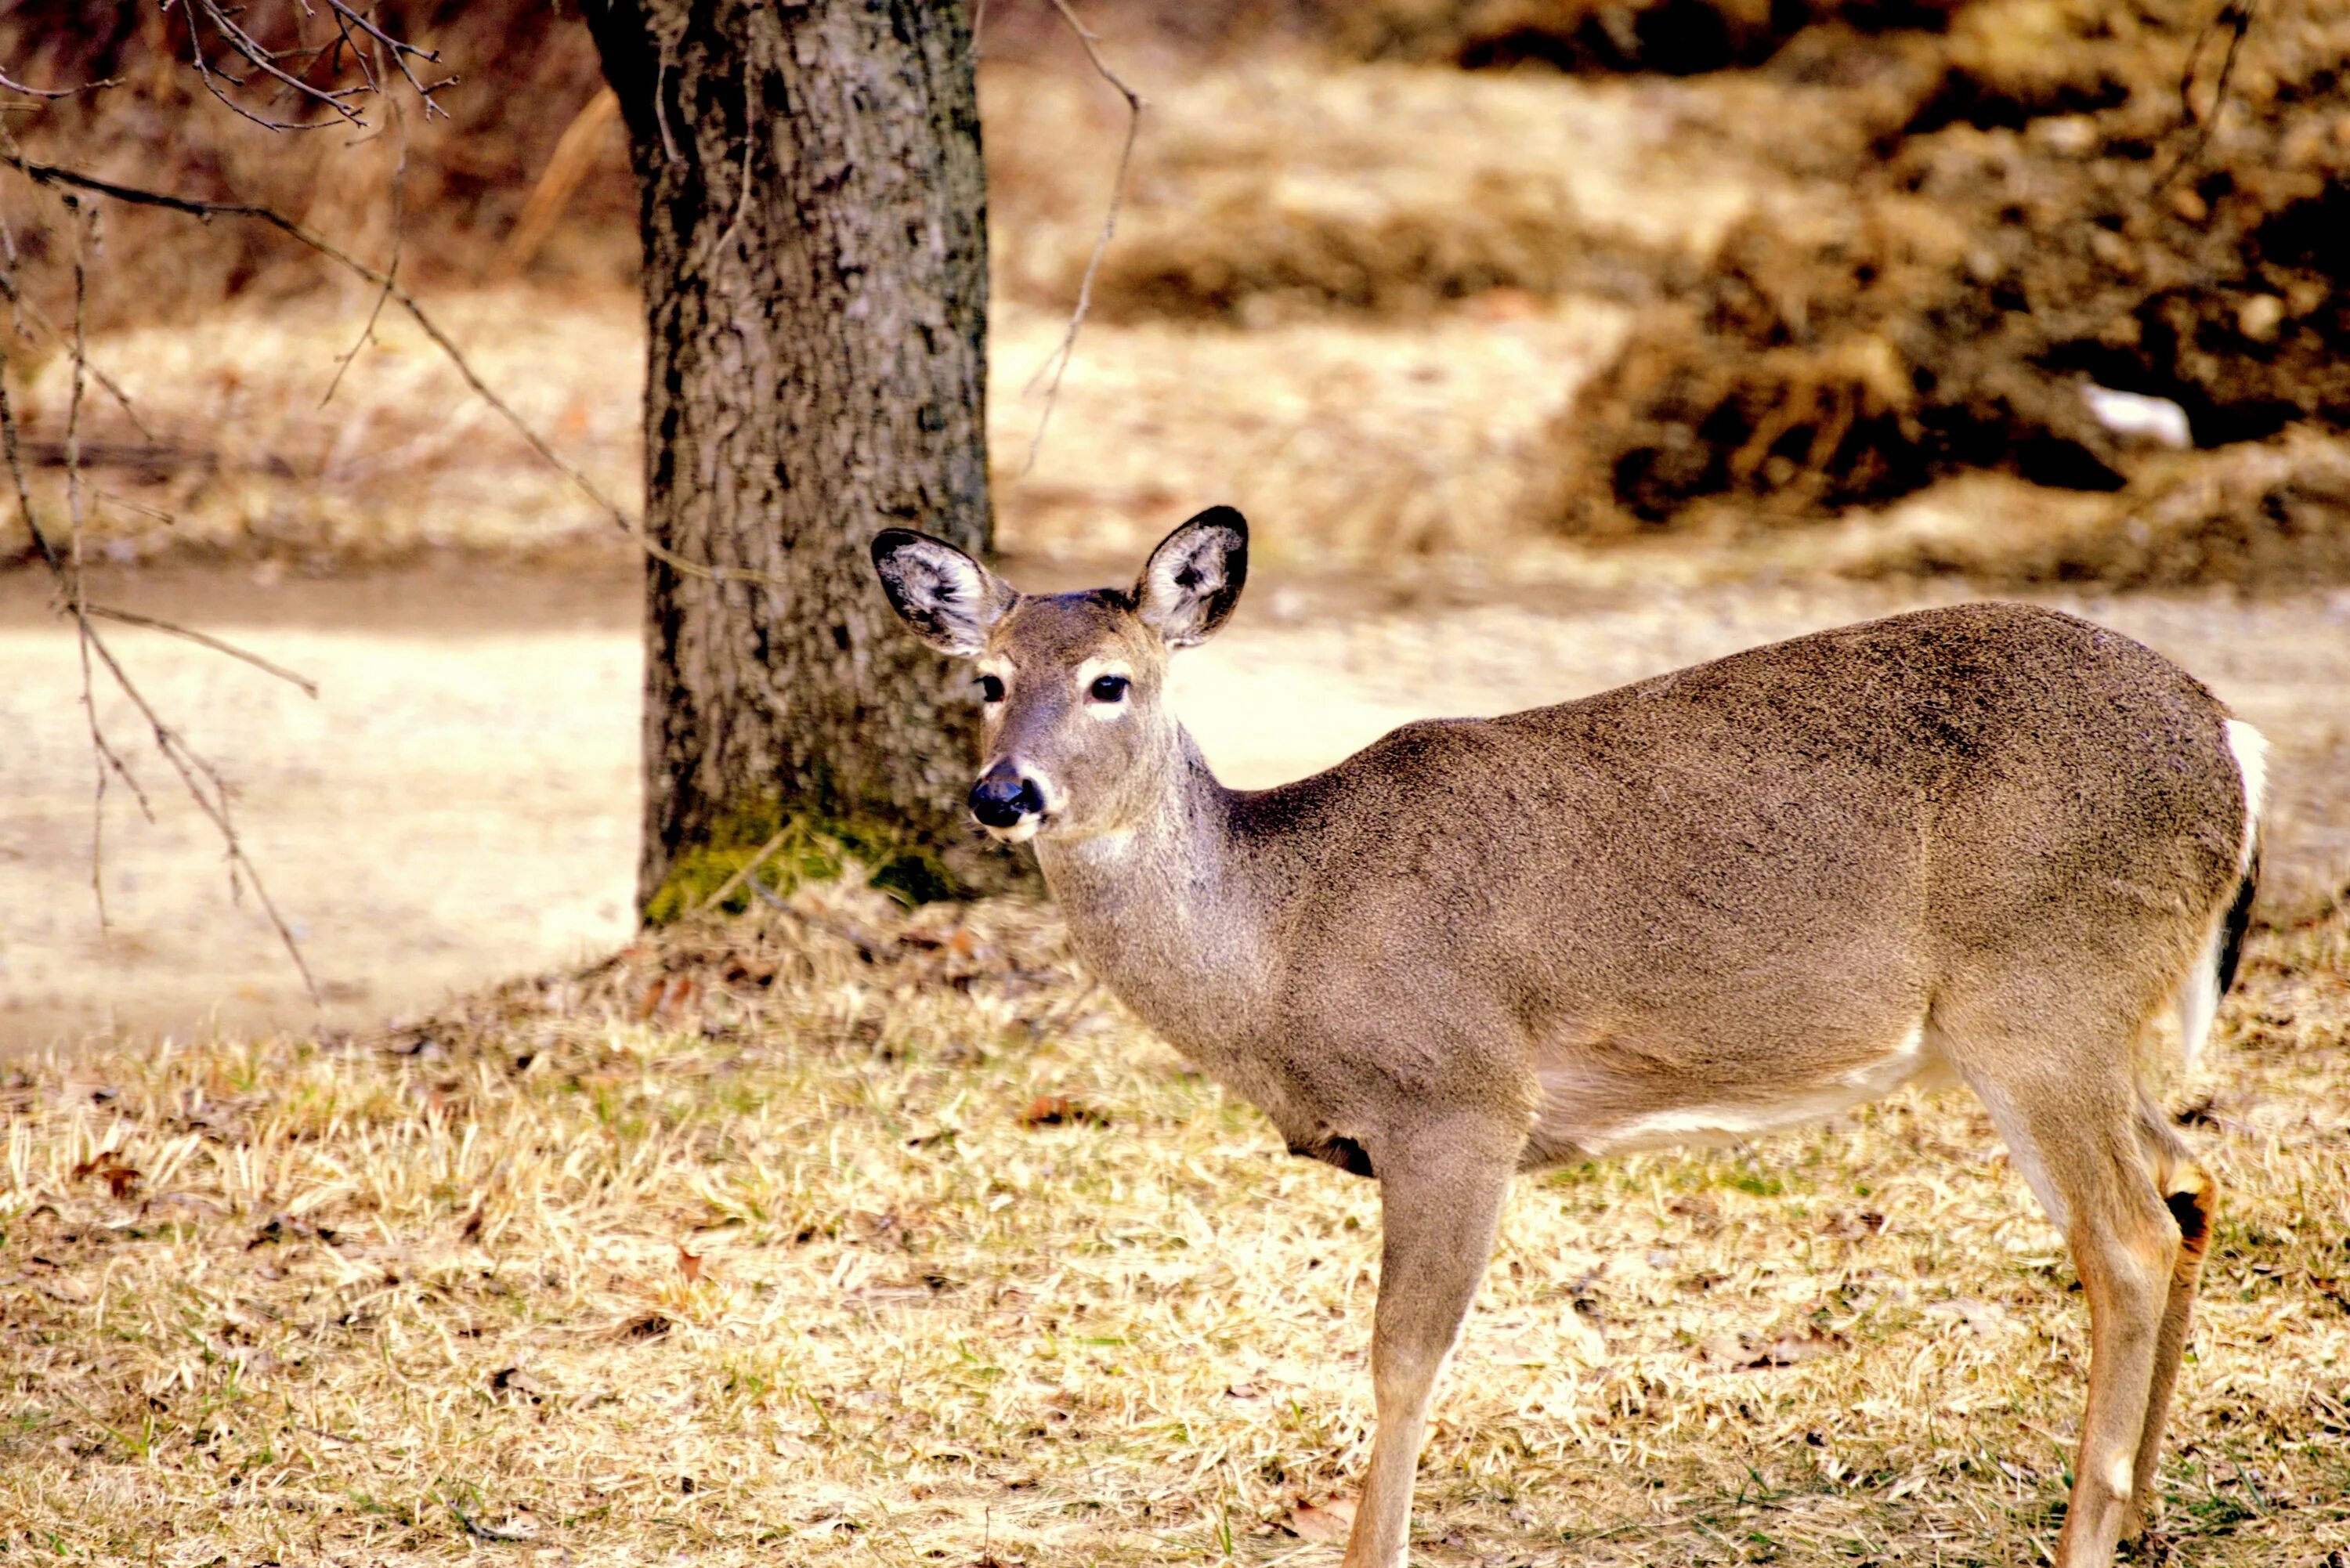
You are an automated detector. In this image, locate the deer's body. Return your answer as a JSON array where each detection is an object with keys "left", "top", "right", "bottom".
[{"left": 873, "top": 512, "right": 2265, "bottom": 1568}]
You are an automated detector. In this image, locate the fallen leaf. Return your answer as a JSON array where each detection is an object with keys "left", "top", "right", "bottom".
[
  {"left": 1925, "top": 1296, "right": 2013, "bottom": 1336},
  {"left": 1019, "top": 1095, "right": 1107, "bottom": 1129},
  {"left": 489, "top": 1366, "right": 544, "bottom": 1404},
  {"left": 678, "top": 1245, "right": 703, "bottom": 1284},
  {"left": 616, "top": 1311, "right": 674, "bottom": 1340},
  {"left": 1754, "top": 1329, "right": 1846, "bottom": 1367},
  {"left": 1286, "top": 1497, "right": 1358, "bottom": 1544},
  {"left": 72, "top": 1149, "right": 142, "bottom": 1201},
  {"left": 1701, "top": 1328, "right": 1847, "bottom": 1369}
]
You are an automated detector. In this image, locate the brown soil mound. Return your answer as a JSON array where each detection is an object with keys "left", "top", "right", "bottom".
[
  {"left": 1835, "top": 427, "right": 2350, "bottom": 589},
  {"left": 995, "top": 63, "right": 1739, "bottom": 327},
  {"left": 1310, "top": 0, "right": 1970, "bottom": 75},
  {"left": 1537, "top": 0, "right": 2350, "bottom": 531}
]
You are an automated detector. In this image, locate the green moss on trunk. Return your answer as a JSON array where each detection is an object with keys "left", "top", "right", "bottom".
[{"left": 641, "top": 803, "right": 968, "bottom": 924}]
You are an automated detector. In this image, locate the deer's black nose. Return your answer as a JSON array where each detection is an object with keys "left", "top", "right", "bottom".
[{"left": 969, "top": 766, "right": 1044, "bottom": 829}]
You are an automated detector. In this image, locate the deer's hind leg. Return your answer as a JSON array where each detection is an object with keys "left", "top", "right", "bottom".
[
  {"left": 1939, "top": 995, "right": 2189, "bottom": 1568},
  {"left": 2120, "top": 1109, "right": 2218, "bottom": 1544}
]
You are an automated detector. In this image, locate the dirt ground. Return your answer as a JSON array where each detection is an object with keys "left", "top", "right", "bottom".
[{"left": 5, "top": 560, "right": 2345, "bottom": 1050}]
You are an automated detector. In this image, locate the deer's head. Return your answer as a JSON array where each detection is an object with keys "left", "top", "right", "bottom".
[{"left": 873, "top": 508, "right": 1248, "bottom": 844}]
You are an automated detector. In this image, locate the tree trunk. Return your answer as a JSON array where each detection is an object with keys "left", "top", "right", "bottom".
[{"left": 584, "top": 0, "right": 1020, "bottom": 918}]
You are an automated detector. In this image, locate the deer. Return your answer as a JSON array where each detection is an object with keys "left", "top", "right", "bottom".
[{"left": 871, "top": 506, "right": 2266, "bottom": 1568}]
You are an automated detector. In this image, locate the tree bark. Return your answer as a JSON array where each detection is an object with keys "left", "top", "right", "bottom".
[{"left": 584, "top": 0, "right": 1020, "bottom": 917}]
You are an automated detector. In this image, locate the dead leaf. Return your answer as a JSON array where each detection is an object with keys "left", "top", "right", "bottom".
[
  {"left": 1701, "top": 1328, "right": 1847, "bottom": 1369},
  {"left": 678, "top": 1245, "right": 703, "bottom": 1284},
  {"left": 489, "top": 1365, "right": 544, "bottom": 1404},
  {"left": 1754, "top": 1329, "right": 1846, "bottom": 1367},
  {"left": 616, "top": 1311, "right": 674, "bottom": 1340},
  {"left": 1286, "top": 1497, "right": 1358, "bottom": 1544},
  {"left": 1925, "top": 1296, "right": 2013, "bottom": 1336},
  {"left": 1018, "top": 1094, "right": 1108, "bottom": 1129},
  {"left": 71, "top": 1149, "right": 141, "bottom": 1201},
  {"left": 246, "top": 1215, "right": 340, "bottom": 1249}
]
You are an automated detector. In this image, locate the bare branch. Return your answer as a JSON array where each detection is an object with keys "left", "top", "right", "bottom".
[
  {"left": 323, "top": 0, "right": 456, "bottom": 114},
  {"left": 174, "top": 0, "right": 446, "bottom": 131},
  {"left": 0, "top": 64, "right": 121, "bottom": 100},
  {"left": 0, "top": 193, "right": 320, "bottom": 1002},
  {"left": 64, "top": 201, "right": 108, "bottom": 930},
  {"left": 0, "top": 262, "right": 156, "bottom": 439},
  {"left": 78, "top": 619, "right": 323, "bottom": 1003},
  {"left": 193, "top": 0, "right": 369, "bottom": 125},
  {"left": 1019, "top": 0, "right": 1143, "bottom": 475},
  {"left": 83, "top": 605, "right": 320, "bottom": 698},
  {"left": 2, "top": 152, "right": 801, "bottom": 591},
  {"left": 322, "top": 46, "right": 407, "bottom": 408},
  {"left": 0, "top": 336, "right": 145, "bottom": 826}
]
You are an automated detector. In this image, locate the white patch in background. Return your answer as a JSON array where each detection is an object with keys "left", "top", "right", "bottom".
[{"left": 2081, "top": 384, "right": 2192, "bottom": 449}]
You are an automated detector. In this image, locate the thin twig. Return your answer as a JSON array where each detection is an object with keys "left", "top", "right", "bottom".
[
  {"left": 321, "top": 46, "right": 407, "bottom": 409},
  {"left": 443, "top": 1496, "right": 531, "bottom": 1545},
  {"left": 193, "top": 0, "right": 368, "bottom": 125},
  {"left": 2154, "top": 0, "right": 2259, "bottom": 192},
  {"left": 0, "top": 269, "right": 154, "bottom": 437},
  {"left": 173, "top": 0, "right": 444, "bottom": 131},
  {"left": 0, "top": 65, "right": 120, "bottom": 100},
  {"left": 0, "top": 198, "right": 319, "bottom": 1003},
  {"left": 79, "top": 623, "right": 322, "bottom": 1003},
  {"left": 3, "top": 153, "right": 797, "bottom": 590},
  {"left": 64, "top": 202, "right": 107, "bottom": 931},
  {"left": 0, "top": 346, "right": 149, "bottom": 826},
  {"left": 82, "top": 605, "right": 320, "bottom": 698},
  {"left": 692, "top": 826, "right": 798, "bottom": 918},
  {"left": 321, "top": 0, "right": 454, "bottom": 114},
  {"left": 1019, "top": 0, "right": 1143, "bottom": 476}
]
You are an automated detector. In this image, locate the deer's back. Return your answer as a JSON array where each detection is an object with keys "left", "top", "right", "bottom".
[{"left": 1233, "top": 602, "right": 2246, "bottom": 1104}]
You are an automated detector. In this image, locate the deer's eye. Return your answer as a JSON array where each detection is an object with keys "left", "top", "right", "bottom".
[
  {"left": 1089, "top": 674, "right": 1130, "bottom": 703},
  {"left": 977, "top": 674, "right": 1006, "bottom": 703}
]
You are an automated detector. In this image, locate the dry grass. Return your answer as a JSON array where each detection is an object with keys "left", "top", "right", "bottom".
[
  {"left": 985, "top": 60, "right": 1769, "bottom": 324},
  {"left": 1, "top": 287, "right": 1628, "bottom": 571},
  {"left": 7, "top": 878, "right": 2348, "bottom": 1565}
]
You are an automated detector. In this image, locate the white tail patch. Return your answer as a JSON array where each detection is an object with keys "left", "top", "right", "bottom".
[
  {"left": 2175, "top": 950, "right": 2222, "bottom": 1075},
  {"left": 2224, "top": 719, "right": 2269, "bottom": 877},
  {"left": 2177, "top": 720, "right": 2270, "bottom": 1072}
]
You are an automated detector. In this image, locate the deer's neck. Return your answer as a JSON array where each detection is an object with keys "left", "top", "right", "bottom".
[{"left": 1034, "top": 728, "right": 1274, "bottom": 1056}]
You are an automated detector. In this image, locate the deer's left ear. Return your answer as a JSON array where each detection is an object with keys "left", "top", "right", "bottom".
[
  {"left": 1135, "top": 506, "right": 1248, "bottom": 648},
  {"left": 871, "top": 529, "right": 1018, "bottom": 657}
]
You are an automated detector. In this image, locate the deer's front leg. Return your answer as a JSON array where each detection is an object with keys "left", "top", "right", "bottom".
[{"left": 1339, "top": 1122, "right": 1517, "bottom": 1568}]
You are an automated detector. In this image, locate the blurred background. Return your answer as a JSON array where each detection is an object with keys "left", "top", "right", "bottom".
[{"left": 2, "top": 0, "right": 2346, "bottom": 1043}]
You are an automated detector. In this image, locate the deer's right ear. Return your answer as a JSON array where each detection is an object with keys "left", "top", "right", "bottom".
[
  {"left": 1135, "top": 505, "right": 1249, "bottom": 648},
  {"left": 871, "top": 529, "right": 1016, "bottom": 658}
]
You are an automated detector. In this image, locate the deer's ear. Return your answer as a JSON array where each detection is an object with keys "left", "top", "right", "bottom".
[
  {"left": 1134, "top": 506, "right": 1248, "bottom": 648},
  {"left": 871, "top": 529, "right": 1016, "bottom": 657}
]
